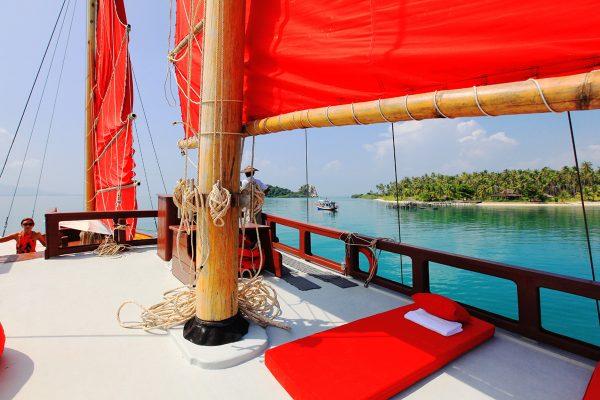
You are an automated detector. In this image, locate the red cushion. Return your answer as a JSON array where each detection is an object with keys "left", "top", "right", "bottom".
[
  {"left": 583, "top": 362, "right": 600, "bottom": 400},
  {"left": 0, "top": 322, "right": 4, "bottom": 358},
  {"left": 265, "top": 303, "right": 494, "bottom": 400},
  {"left": 412, "top": 293, "right": 471, "bottom": 322}
]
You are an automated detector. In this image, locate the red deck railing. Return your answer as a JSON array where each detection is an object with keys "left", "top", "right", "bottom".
[{"left": 263, "top": 212, "right": 600, "bottom": 360}]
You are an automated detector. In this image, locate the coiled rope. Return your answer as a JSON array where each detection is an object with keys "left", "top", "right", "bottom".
[
  {"left": 208, "top": 180, "right": 231, "bottom": 226},
  {"left": 95, "top": 236, "right": 130, "bottom": 257}
]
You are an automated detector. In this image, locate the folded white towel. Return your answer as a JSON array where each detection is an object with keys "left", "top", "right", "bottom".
[{"left": 404, "top": 308, "right": 463, "bottom": 337}]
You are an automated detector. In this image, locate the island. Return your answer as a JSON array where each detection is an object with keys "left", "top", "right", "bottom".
[{"left": 353, "top": 163, "right": 600, "bottom": 203}]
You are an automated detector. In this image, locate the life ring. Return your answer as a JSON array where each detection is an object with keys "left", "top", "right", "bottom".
[
  {"left": 355, "top": 246, "right": 377, "bottom": 276},
  {"left": 238, "top": 235, "right": 265, "bottom": 273}
]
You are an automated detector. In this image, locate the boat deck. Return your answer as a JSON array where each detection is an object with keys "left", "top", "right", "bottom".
[{"left": 0, "top": 242, "right": 595, "bottom": 399}]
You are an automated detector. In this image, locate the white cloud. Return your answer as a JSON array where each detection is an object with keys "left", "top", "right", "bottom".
[
  {"left": 0, "top": 127, "right": 9, "bottom": 142},
  {"left": 362, "top": 118, "right": 522, "bottom": 176},
  {"left": 458, "top": 126, "right": 517, "bottom": 146},
  {"left": 488, "top": 132, "right": 517, "bottom": 145},
  {"left": 579, "top": 144, "right": 600, "bottom": 164},
  {"left": 322, "top": 159, "right": 341, "bottom": 173},
  {"left": 457, "top": 120, "right": 478, "bottom": 134}
]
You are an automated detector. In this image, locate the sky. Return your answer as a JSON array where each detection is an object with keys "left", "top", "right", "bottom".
[{"left": 1, "top": 0, "right": 599, "bottom": 208}]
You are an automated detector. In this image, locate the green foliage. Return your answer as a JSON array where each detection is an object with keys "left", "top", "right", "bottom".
[
  {"left": 358, "top": 163, "right": 600, "bottom": 202},
  {"left": 266, "top": 185, "right": 311, "bottom": 198},
  {"left": 266, "top": 185, "right": 294, "bottom": 197}
]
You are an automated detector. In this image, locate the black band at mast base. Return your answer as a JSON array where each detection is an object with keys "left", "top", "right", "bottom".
[{"left": 183, "top": 313, "right": 249, "bottom": 346}]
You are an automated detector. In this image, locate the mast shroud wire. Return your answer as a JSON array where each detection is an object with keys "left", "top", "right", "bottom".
[
  {"left": 2, "top": 0, "right": 72, "bottom": 236},
  {"left": 391, "top": 123, "right": 404, "bottom": 284},
  {"left": 0, "top": 0, "right": 69, "bottom": 182},
  {"left": 132, "top": 67, "right": 168, "bottom": 193},
  {"left": 132, "top": 120, "right": 157, "bottom": 230},
  {"left": 33, "top": 0, "right": 79, "bottom": 217},
  {"left": 566, "top": 111, "right": 599, "bottom": 326},
  {"left": 304, "top": 128, "right": 310, "bottom": 222}
]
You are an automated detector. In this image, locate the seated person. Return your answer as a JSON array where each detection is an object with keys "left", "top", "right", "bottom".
[{"left": 0, "top": 217, "right": 47, "bottom": 253}]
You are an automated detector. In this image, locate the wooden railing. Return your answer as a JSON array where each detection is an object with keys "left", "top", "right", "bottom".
[
  {"left": 263, "top": 212, "right": 600, "bottom": 360},
  {"left": 45, "top": 210, "right": 158, "bottom": 259}
]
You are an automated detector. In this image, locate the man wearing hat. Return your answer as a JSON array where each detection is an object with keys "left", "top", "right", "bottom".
[
  {"left": 241, "top": 165, "right": 269, "bottom": 224},
  {"left": 241, "top": 165, "right": 270, "bottom": 195}
]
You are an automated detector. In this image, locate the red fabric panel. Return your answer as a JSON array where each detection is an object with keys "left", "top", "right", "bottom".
[
  {"left": 243, "top": 0, "right": 600, "bottom": 121},
  {"left": 583, "top": 362, "right": 600, "bottom": 400},
  {"left": 173, "top": 0, "right": 203, "bottom": 138},
  {"left": 413, "top": 293, "right": 471, "bottom": 322},
  {"left": 94, "top": 0, "right": 136, "bottom": 239},
  {"left": 265, "top": 303, "right": 495, "bottom": 400},
  {"left": 0, "top": 321, "right": 4, "bottom": 358}
]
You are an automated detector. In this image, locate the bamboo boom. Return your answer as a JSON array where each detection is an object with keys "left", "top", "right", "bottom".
[
  {"left": 84, "top": 0, "right": 97, "bottom": 211},
  {"left": 243, "top": 71, "right": 600, "bottom": 136},
  {"left": 168, "top": 20, "right": 204, "bottom": 60},
  {"left": 195, "top": 0, "right": 245, "bottom": 322}
]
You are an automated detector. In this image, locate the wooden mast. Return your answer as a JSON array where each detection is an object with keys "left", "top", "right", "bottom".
[
  {"left": 243, "top": 71, "right": 600, "bottom": 136},
  {"left": 84, "top": 0, "right": 97, "bottom": 211},
  {"left": 183, "top": 0, "right": 247, "bottom": 345}
]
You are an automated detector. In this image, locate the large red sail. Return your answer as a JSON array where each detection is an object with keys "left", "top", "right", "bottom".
[
  {"left": 173, "top": 1, "right": 600, "bottom": 128},
  {"left": 172, "top": 0, "right": 204, "bottom": 139},
  {"left": 93, "top": 0, "right": 136, "bottom": 238}
]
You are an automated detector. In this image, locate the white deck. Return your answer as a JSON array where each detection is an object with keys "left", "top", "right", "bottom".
[{"left": 0, "top": 242, "right": 595, "bottom": 399}]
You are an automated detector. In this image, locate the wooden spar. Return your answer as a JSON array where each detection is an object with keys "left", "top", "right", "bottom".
[
  {"left": 84, "top": 0, "right": 97, "bottom": 211},
  {"left": 168, "top": 20, "right": 204, "bottom": 60},
  {"left": 243, "top": 71, "right": 600, "bottom": 136},
  {"left": 192, "top": 0, "right": 245, "bottom": 328}
]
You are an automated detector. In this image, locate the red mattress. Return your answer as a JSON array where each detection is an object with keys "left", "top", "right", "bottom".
[
  {"left": 265, "top": 303, "right": 495, "bottom": 400},
  {"left": 583, "top": 361, "right": 600, "bottom": 400}
]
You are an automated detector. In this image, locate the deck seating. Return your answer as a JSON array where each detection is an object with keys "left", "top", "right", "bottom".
[
  {"left": 265, "top": 300, "right": 494, "bottom": 400},
  {"left": 583, "top": 362, "right": 600, "bottom": 400}
]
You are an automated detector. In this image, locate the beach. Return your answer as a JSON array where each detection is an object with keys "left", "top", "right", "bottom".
[{"left": 372, "top": 198, "right": 600, "bottom": 207}]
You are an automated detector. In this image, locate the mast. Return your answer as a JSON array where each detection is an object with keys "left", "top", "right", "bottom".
[
  {"left": 183, "top": 0, "right": 247, "bottom": 345},
  {"left": 84, "top": 0, "right": 97, "bottom": 211}
]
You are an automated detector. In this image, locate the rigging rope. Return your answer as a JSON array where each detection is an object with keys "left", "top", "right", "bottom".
[
  {"left": 391, "top": 123, "right": 405, "bottom": 284},
  {"left": 133, "top": 120, "right": 158, "bottom": 230},
  {"left": 33, "top": 0, "right": 78, "bottom": 217},
  {"left": 566, "top": 111, "right": 599, "bottom": 326},
  {"left": 2, "top": 0, "right": 71, "bottom": 236},
  {"left": 0, "top": 0, "right": 69, "bottom": 182},
  {"left": 132, "top": 68, "right": 168, "bottom": 193},
  {"left": 304, "top": 128, "right": 310, "bottom": 222}
]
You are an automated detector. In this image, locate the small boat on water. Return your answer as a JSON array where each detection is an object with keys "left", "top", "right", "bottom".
[{"left": 316, "top": 199, "right": 338, "bottom": 211}]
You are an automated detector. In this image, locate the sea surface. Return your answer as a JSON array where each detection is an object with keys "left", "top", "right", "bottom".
[
  {"left": 264, "top": 197, "right": 600, "bottom": 347},
  {"left": 2, "top": 194, "right": 600, "bottom": 346}
]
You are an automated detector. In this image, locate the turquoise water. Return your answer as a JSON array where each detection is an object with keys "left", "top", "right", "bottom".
[
  {"left": 264, "top": 197, "right": 600, "bottom": 346},
  {"left": 2, "top": 194, "right": 599, "bottom": 346}
]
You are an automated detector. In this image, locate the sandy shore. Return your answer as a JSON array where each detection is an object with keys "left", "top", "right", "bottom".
[{"left": 372, "top": 198, "right": 600, "bottom": 207}]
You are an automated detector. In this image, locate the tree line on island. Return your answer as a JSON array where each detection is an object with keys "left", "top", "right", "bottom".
[
  {"left": 266, "top": 184, "right": 313, "bottom": 198},
  {"left": 353, "top": 162, "right": 600, "bottom": 202}
]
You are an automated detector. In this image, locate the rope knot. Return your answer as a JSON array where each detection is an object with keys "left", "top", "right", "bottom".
[{"left": 208, "top": 180, "right": 231, "bottom": 227}]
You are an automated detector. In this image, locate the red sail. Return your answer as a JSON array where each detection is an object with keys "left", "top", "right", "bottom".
[
  {"left": 174, "top": 0, "right": 600, "bottom": 126},
  {"left": 173, "top": 0, "right": 204, "bottom": 138},
  {"left": 93, "top": 0, "right": 136, "bottom": 238}
]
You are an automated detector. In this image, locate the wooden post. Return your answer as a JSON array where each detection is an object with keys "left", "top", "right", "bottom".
[
  {"left": 183, "top": 0, "right": 247, "bottom": 345},
  {"left": 84, "top": 0, "right": 97, "bottom": 211}
]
